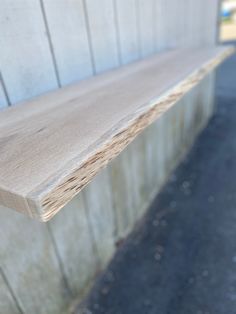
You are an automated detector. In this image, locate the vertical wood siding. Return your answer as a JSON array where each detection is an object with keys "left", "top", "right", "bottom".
[
  {"left": 0, "top": 0, "right": 58, "bottom": 104},
  {"left": 42, "top": 0, "right": 94, "bottom": 86},
  {"left": 114, "top": 0, "right": 140, "bottom": 64},
  {"left": 0, "top": 0, "right": 219, "bottom": 107},
  {"left": 0, "top": 269, "right": 22, "bottom": 314},
  {"left": 138, "top": 0, "right": 155, "bottom": 57},
  {"left": 0, "top": 206, "right": 71, "bottom": 314},
  {"left": 83, "top": 0, "right": 119, "bottom": 73},
  {"left": 48, "top": 194, "right": 98, "bottom": 296},
  {"left": 83, "top": 169, "right": 116, "bottom": 268},
  {"left": 0, "top": 75, "right": 9, "bottom": 108}
]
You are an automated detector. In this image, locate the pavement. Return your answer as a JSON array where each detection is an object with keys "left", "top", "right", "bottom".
[{"left": 77, "top": 48, "right": 236, "bottom": 314}]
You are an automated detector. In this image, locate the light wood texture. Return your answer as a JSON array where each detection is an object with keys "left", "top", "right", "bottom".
[{"left": 0, "top": 46, "right": 233, "bottom": 221}]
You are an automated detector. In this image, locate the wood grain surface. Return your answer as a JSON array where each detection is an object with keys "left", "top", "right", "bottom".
[{"left": 0, "top": 46, "right": 234, "bottom": 221}]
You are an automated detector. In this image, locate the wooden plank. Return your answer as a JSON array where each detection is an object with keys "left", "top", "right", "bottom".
[
  {"left": 185, "top": 0, "right": 196, "bottom": 47},
  {"left": 0, "top": 46, "right": 233, "bottom": 221},
  {"left": 109, "top": 144, "right": 136, "bottom": 239},
  {"left": 176, "top": 0, "right": 186, "bottom": 47},
  {"left": 138, "top": 0, "right": 155, "bottom": 57},
  {"left": 154, "top": 0, "right": 166, "bottom": 51},
  {"left": 204, "top": 0, "right": 219, "bottom": 45},
  {"left": 48, "top": 194, "right": 98, "bottom": 295},
  {"left": 205, "top": 71, "right": 216, "bottom": 118},
  {"left": 114, "top": 0, "right": 140, "bottom": 64},
  {"left": 129, "top": 131, "right": 150, "bottom": 219},
  {"left": 84, "top": 0, "right": 119, "bottom": 73},
  {"left": 183, "top": 86, "right": 198, "bottom": 146},
  {"left": 0, "top": 269, "right": 22, "bottom": 314},
  {"left": 166, "top": 0, "right": 177, "bottom": 48},
  {"left": 83, "top": 168, "right": 115, "bottom": 267},
  {"left": 0, "top": 205, "right": 70, "bottom": 313},
  {"left": 42, "top": 0, "right": 93, "bottom": 86},
  {"left": 0, "top": 0, "right": 58, "bottom": 104},
  {"left": 145, "top": 118, "right": 166, "bottom": 193},
  {"left": 0, "top": 77, "right": 8, "bottom": 109}
]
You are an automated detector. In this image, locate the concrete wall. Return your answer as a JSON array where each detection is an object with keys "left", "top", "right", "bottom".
[{"left": 0, "top": 1, "right": 219, "bottom": 313}]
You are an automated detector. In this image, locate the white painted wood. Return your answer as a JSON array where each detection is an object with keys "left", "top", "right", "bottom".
[
  {"left": 129, "top": 132, "right": 150, "bottom": 218},
  {"left": 176, "top": 0, "right": 186, "bottom": 48},
  {"left": 84, "top": 0, "right": 119, "bottom": 73},
  {"left": 145, "top": 118, "right": 166, "bottom": 192},
  {"left": 0, "top": 270, "right": 21, "bottom": 314},
  {"left": 0, "top": 0, "right": 58, "bottom": 104},
  {"left": 154, "top": 0, "right": 166, "bottom": 51},
  {"left": 179, "top": 0, "right": 186, "bottom": 46},
  {"left": 138, "top": 0, "right": 155, "bottom": 57},
  {"left": 0, "top": 80, "right": 8, "bottom": 109},
  {"left": 109, "top": 145, "right": 136, "bottom": 239},
  {"left": 207, "top": 71, "right": 216, "bottom": 117},
  {"left": 49, "top": 194, "right": 98, "bottom": 295},
  {"left": 0, "top": 46, "right": 232, "bottom": 221},
  {"left": 42, "top": 0, "right": 93, "bottom": 86},
  {"left": 205, "top": 0, "right": 219, "bottom": 45},
  {"left": 184, "top": 0, "right": 200, "bottom": 47},
  {"left": 166, "top": 0, "right": 177, "bottom": 49},
  {"left": 0, "top": 206, "right": 70, "bottom": 314},
  {"left": 183, "top": 88, "right": 196, "bottom": 146},
  {"left": 83, "top": 168, "right": 115, "bottom": 268},
  {"left": 114, "top": 0, "right": 140, "bottom": 64}
]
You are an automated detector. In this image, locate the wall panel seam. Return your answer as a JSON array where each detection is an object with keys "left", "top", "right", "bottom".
[
  {"left": 46, "top": 224, "right": 74, "bottom": 298},
  {"left": 0, "top": 267, "right": 24, "bottom": 314},
  {"left": 216, "top": 0, "right": 222, "bottom": 44},
  {"left": 135, "top": 0, "right": 142, "bottom": 58},
  {"left": 113, "top": 0, "right": 122, "bottom": 66},
  {"left": 107, "top": 167, "right": 119, "bottom": 241},
  {"left": 82, "top": 0, "right": 96, "bottom": 75},
  {"left": 39, "top": 0, "right": 61, "bottom": 87},
  {"left": 82, "top": 192, "right": 103, "bottom": 270},
  {"left": 152, "top": 0, "right": 157, "bottom": 53},
  {"left": 0, "top": 71, "right": 11, "bottom": 107}
]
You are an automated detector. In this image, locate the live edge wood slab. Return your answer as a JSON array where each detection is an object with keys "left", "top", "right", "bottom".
[{"left": 0, "top": 46, "right": 234, "bottom": 221}]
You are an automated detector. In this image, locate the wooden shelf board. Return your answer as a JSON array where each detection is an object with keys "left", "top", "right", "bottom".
[{"left": 0, "top": 46, "right": 234, "bottom": 221}]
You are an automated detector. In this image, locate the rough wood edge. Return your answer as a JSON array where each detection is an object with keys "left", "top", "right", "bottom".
[
  {"left": 1, "top": 47, "right": 233, "bottom": 221},
  {"left": 23, "top": 46, "right": 233, "bottom": 221}
]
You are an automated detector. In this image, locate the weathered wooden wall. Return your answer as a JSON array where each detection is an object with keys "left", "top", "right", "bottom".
[
  {"left": 0, "top": 0, "right": 219, "bottom": 107},
  {"left": 0, "top": 1, "right": 219, "bottom": 313}
]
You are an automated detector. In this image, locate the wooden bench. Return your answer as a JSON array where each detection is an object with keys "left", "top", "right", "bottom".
[{"left": 0, "top": 46, "right": 234, "bottom": 221}]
